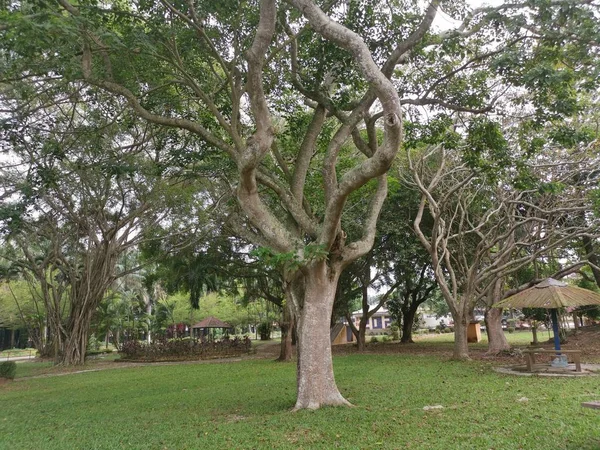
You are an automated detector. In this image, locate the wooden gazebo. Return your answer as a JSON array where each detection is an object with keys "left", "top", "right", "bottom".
[{"left": 191, "top": 316, "right": 233, "bottom": 340}]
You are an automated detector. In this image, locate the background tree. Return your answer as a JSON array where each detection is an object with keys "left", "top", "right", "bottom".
[
  {"left": 337, "top": 253, "right": 400, "bottom": 351},
  {"left": 0, "top": 90, "right": 192, "bottom": 364},
  {"left": 410, "top": 128, "right": 600, "bottom": 358},
  {"left": 0, "top": 279, "right": 36, "bottom": 349}
]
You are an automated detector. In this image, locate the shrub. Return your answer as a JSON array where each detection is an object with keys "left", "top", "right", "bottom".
[
  {"left": 507, "top": 327, "right": 515, "bottom": 334},
  {"left": 257, "top": 322, "right": 272, "bottom": 340},
  {"left": 87, "top": 334, "right": 101, "bottom": 352},
  {"left": 86, "top": 348, "right": 114, "bottom": 357},
  {"left": 370, "top": 336, "right": 379, "bottom": 343},
  {"left": 0, "top": 361, "right": 17, "bottom": 380},
  {"left": 119, "top": 337, "right": 252, "bottom": 362},
  {"left": 389, "top": 325, "right": 400, "bottom": 341},
  {"left": 381, "top": 336, "right": 390, "bottom": 343}
]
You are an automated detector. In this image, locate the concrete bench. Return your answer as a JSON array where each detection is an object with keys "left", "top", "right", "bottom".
[{"left": 522, "top": 348, "right": 582, "bottom": 372}]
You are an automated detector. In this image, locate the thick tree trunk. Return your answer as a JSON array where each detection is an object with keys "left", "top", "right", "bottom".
[
  {"left": 400, "top": 306, "right": 417, "bottom": 343},
  {"left": 294, "top": 264, "right": 350, "bottom": 410},
  {"left": 484, "top": 308, "right": 510, "bottom": 354},
  {"left": 452, "top": 313, "right": 469, "bottom": 360},
  {"left": 60, "top": 331, "right": 88, "bottom": 365},
  {"left": 57, "top": 303, "right": 95, "bottom": 365},
  {"left": 277, "top": 304, "right": 294, "bottom": 362}
]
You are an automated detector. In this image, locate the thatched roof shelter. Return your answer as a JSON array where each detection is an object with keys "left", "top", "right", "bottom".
[
  {"left": 493, "top": 278, "right": 600, "bottom": 309},
  {"left": 190, "top": 317, "right": 232, "bottom": 339},
  {"left": 191, "top": 316, "right": 232, "bottom": 329},
  {"left": 493, "top": 278, "right": 600, "bottom": 351}
]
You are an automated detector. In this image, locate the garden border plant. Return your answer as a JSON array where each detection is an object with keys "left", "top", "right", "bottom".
[
  {"left": 118, "top": 336, "right": 253, "bottom": 362},
  {"left": 0, "top": 361, "right": 17, "bottom": 380}
]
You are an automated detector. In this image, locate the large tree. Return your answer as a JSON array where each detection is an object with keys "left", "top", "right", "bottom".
[
  {"left": 410, "top": 133, "right": 600, "bottom": 359},
  {"left": 3, "top": 0, "right": 600, "bottom": 407},
  {"left": 0, "top": 89, "right": 191, "bottom": 364}
]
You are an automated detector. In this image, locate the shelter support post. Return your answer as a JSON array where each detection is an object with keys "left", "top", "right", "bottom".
[{"left": 551, "top": 309, "right": 561, "bottom": 352}]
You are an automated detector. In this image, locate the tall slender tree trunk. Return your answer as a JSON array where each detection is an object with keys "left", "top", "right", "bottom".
[
  {"left": 277, "top": 303, "right": 294, "bottom": 362},
  {"left": 146, "top": 301, "right": 152, "bottom": 344},
  {"left": 10, "top": 329, "right": 15, "bottom": 348},
  {"left": 531, "top": 325, "right": 539, "bottom": 344},
  {"left": 572, "top": 313, "right": 579, "bottom": 334},
  {"left": 293, "top": 262, "right": 350, "bottom": 410},
  {"left": 484, "top": 307, "right": 510, "bottom": 354},
  {"left": 342, "top": 291, "right": 369, "bottom": 351}
]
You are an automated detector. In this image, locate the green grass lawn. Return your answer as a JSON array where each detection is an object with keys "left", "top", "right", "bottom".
[
  {"left": 414, "top": 329, "right": 542, "bottom": 346},
  {"left": 0, "top": 348, "right": 37, "bottom": 358},
  {"left": 1, "top": 354, "right": 599, "bottom": 449}
]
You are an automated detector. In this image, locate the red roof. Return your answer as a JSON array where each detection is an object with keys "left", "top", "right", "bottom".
[{"left": 191, "top": 316, "right": 232, "bottom": 329}]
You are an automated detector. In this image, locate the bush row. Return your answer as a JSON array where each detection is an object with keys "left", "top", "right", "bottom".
[{"left": 119, "top": 337, "right": 252, "bottom": 362}]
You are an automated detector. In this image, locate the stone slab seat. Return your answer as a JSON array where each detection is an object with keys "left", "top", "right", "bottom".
[{"left": 582, "top": 402, "right": 600, "bottom": 410}]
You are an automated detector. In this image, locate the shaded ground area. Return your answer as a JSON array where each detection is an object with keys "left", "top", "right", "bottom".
[
  {"left": 331, "top": 324, "right": 600, "bottom": 365},
  {"left": 12, "top": 325, "right": 600, "bottom": 380},
  {"left": 229, "top": 325, "right": 600, "bottom": 368}
]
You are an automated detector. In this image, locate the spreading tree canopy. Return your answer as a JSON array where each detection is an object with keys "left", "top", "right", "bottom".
[{"left": 2, "top": 0, "right": 599, "bottom": 407}]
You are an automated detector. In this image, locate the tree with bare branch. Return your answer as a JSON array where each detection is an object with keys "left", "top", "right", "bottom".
[{"left": 410, "top": 135, "right": 600, "bottom": 358}]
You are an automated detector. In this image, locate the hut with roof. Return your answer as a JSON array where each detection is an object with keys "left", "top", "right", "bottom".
[{"left": 191, "top": 316, "right": 233, "bottom": 340}]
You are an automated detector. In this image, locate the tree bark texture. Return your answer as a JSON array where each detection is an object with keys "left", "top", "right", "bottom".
[
  {"left": 531, "top": 326, "right": 539, "bottom": 344},
  {"left": 452, "top": 313, "right": 470, "bottom": 360},
  {"left": 484, "top": 307, "right": 510, "bottom": 354},
  {"left": 400, "top": 306, "right": 417, "bottom": 343},
  {"left": 60, "top": 302, "right": 96, "bottom": 365},
  {"left": 356, "top": 319, "right": 368, "bottom": 352},
  {"left": 293, "top": 264, "right": 350, "bottom": 410},
  {"left": 582, "top": 236, "right": 600, "bottom": 288},
  {"left": 277, "top": 303, "right": 294, "bottom": 362}
]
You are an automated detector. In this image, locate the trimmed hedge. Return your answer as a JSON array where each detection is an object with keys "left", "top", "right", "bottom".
[
  {"left": 119, "top": 337, "right": 252, "bottom": 362},
  {"left": 0, "top": 361, "right": 17, "bottom": 380}
]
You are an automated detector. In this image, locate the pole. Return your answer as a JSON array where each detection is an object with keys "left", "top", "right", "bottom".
[{"left": 551, "top": 309, "right": 561, "bottom": 352}]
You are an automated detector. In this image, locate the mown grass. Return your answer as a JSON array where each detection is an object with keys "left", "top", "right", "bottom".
[
  {"left": 0, "top": 348, "right": 37, "bottom": 358},
  {"left": 415, "top": 329, "right": 540, "bottom": 346},
  {"left": 1, "top": 353, "right": 599, "bottom": 449}
]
